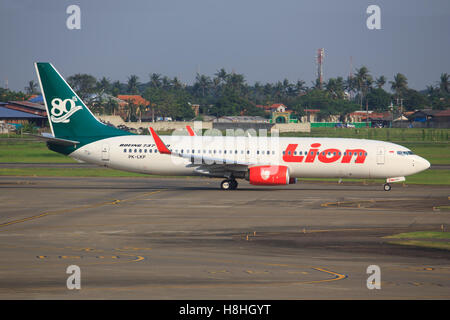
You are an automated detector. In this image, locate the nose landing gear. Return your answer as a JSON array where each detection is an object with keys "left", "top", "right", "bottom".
[{"left": 383, "top": 183, "right": 391, "bottom": 191}]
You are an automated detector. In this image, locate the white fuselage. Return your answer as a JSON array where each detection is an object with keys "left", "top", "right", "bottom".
[{"left": 70, "top": 135, "right": 430, "bottom": 180}]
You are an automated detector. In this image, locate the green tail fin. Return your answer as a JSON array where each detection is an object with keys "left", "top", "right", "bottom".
[{"left": 35, "top": 62, "right": 130, "bottom": 144}]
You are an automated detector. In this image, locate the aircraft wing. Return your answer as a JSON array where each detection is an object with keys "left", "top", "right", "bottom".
[{"left": 149, "top": 127, "right": 268, "bottom": 176}]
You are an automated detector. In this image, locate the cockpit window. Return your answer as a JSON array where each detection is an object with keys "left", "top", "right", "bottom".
[{"left": 397, "top": 151, "right": 414, "bottom": 155}]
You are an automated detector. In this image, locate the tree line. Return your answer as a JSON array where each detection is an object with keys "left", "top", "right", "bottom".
[{"left": 1, "top": 67, "right": 448, "bottom": 122}]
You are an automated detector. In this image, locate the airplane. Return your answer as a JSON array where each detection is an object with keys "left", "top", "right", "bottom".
[{"left": 34, "top": 62, "right": 430, "bottom": 191}]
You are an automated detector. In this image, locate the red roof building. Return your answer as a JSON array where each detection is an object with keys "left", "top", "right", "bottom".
[
  {"left": 256, "top": 103, "right": 289, "bottom": 113},
  {"left": 117, "top": 95, "right": 150, "bottom": 107}
]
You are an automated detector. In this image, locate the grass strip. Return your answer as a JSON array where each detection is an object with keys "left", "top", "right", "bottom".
[
  {"left": 385, "top": 231, "right": 450, "bottom": 240},
  {"left": 388, "top": 240, "right": 450, "bottom": 251}
]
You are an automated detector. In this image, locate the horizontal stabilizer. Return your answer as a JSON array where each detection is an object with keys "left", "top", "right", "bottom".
[{"left": 28, "top": 133, "right": 80, "bottom": 146}]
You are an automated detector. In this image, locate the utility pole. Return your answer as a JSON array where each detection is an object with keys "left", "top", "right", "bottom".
[
  {"left": 365, "top": 93, "right": 370, "bottom": 128},
  {"left": 152, "top": 104, "right": 155, "bottom": 123},
  {"left": 316, "top": 48, "right": 324, "bottom": 90}
]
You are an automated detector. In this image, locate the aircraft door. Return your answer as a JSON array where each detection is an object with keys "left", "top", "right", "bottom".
[
  {"left": 376, "top": 146, "right": 385, "bottom": 164},
  {"left": 101, "top": 144, "right": 110, "bottom": 161}
]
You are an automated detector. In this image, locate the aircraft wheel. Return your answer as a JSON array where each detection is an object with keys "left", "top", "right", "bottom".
[
  {"left": 221, "top": 179, "right": 232, "bottom": 190},
  {"left": 383, "top": 183, "right": 391, "bottom": 191},
  {"left": 230, "top": 180, "right": 238, "bottom": 190}
]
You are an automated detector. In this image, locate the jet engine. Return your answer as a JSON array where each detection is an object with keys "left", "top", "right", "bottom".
[{"left": 247, "top": 165, "right": 291, "bottom": 185}]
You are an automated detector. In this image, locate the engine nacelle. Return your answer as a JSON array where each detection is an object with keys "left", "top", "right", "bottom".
[{"left": 248, "top": 165, "right": 290, "bottom": 185}]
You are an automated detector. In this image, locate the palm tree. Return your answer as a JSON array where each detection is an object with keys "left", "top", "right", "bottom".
[
  {"left": 390, "top": 73, "right": 408, "bottom": 99},
  {"left": 96, "top": 77, "right": 111, "bottom": 95},
  {"left": 149, "top": 73, "right": 162, "bottom": 88},
  {"left": 345, "top": 76, "right": 358, "bottom": 99},
  {"left": 375, "top": 76, "right": 386, "bottom": 89},
  {"left": 105, "top": 97, "right": 118, "bottom": 115},
  {"left": 227, "top": 73, "right": 245, "bottom": 93},
  {"left": 24, "top": 80, "right": 39, "bottom": 95},
  {"left": 171, "top": 77, "right": 182, "bottom": 90},
  {"left": 111, "top": 81, "right": 122, "bottom": 96},
  {"left": 273, "top": 81, "right": 283, "bottom": 101},
  {"left": 214, "top": 68, "right": 228, "bottom": 84},
  {"left": 195, "top": 73, "right": 212, "bottom": 97},
  {"left": 439, "top": 73, "right": 449, "bottom": 94},
  {"left": 325, "top": 77, "right": 345, "bottom": 99},
  {"left": 355, "top": 66, "right": 372, "bottom": 109},
  {"left": 161, "top": 76, "right": 171, "bottom": 90},
  {"left": 127, "top": 75, "right": 140, "bottom": 94},
  {"left": 426, "top": 85, "right": 437, "bottom": 96},
  {"left": 125, "top": 99, "right": 138, "bottom": 122},
  {"left": 295, "top": 80, "right": 307, "bottom": 95}
]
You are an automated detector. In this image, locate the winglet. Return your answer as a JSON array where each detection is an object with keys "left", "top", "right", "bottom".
[
  {"left": 186, "top": 125, "right": 195, "bottom": 136},
  {"left": 149, "top": 127, "right": 171, "bottom": 154}
]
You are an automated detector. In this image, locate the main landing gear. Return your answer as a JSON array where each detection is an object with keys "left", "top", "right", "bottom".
[
  {"left": 221, "top": 179, "right": 238, "bottom": 190},
  {"left": 383, "top": 183, "right": 391, "bottom": 191}
]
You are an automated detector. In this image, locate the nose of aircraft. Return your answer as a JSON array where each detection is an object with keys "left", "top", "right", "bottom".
[{"left": 415, "top": 156, "right": 431, "bottom": 173}]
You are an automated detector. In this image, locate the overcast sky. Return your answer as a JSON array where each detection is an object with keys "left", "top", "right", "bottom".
[{"left": 1, "top": 0, "right": 449, "bottom": 92}]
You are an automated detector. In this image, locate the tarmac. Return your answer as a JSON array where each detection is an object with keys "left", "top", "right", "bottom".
[{"left": 0, "top": 175, "right": 449, "bottom": 299}]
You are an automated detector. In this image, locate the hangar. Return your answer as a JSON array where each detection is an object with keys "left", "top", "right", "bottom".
[{"left": 0, "top": 103, "right": 46, "bottom": 130}]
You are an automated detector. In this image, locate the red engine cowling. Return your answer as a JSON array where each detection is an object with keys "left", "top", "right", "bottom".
[{"left": 248, "top": 165, "right": 290, "bottom": 185}]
